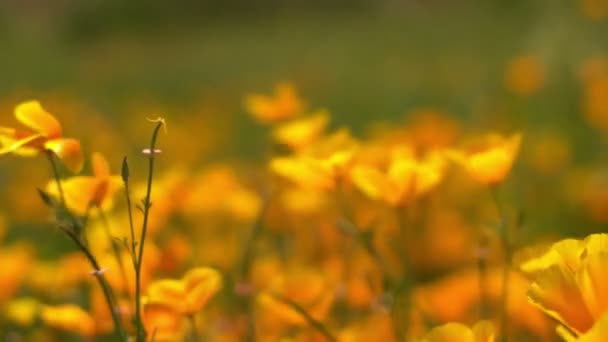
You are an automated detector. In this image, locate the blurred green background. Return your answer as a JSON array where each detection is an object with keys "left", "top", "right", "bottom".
[{"left": 1, "top": 0, "right": 608, "bottom": 237}]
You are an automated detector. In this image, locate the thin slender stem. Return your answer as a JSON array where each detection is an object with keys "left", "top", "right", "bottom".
[
  {"left": 189, "top": 315, "right": 199, "bottom": 342},
  {"left": 490, "top": 186, "right": 511, "bottom": 342},
  {"left": 46, "top": 153, "right": 128, "bottom": 341},
  {"left": 123, "top": 171, "right": 137, "bottom": 260},
  {"left": 135, "top": 121, "right": 164, "bottom": 342}
]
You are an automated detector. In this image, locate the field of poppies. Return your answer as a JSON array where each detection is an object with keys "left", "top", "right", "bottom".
[{"left": 2, "top": 1, "right": 608, "bottom": 341}]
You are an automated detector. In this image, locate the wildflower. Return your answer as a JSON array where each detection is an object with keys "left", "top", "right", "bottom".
[
  {"left": 504, "top": 55, "right": 545, "bottom": 96},
  {"left": 142, "top": 301, "right": 186, "bottom": 341},
  {"left": 0, "top": 243, "right": 34, "bottom": 304},
  {"left": 523, "top": 234, "right": 608, "bottom": 339},
  {"left": 146, "top": 267, "right": 223, "bottom": 316},
  {"left": 0, "top": 100, "right": 83, "bottom": 172},
  {"left": 418, "top": 320, "right": 495, "bottom": 342},
  {"left": 46, "top": 152, "right": 122, "bottom": 215},
  {"left": 40, "top": 304, "right": 96, "bottom": 336},
  {"left": 271, "top": 110, "right": 329, "bottom": 150},
  {"left": 245, "top": 83, "right": 305, "bottom": 124},
  {"left": 256, "top": 270, "right": 334, "bottom": 327},
  {"left": 449, "top": 133, "right": 522, "bottom": 185},
  {"left": 270, "top": 129, "right": 358, "bottom": 190},
  {"left": 350, "top": 148, "right": 446, "bottom": 206},
  {"left": 4, "top": 297, "right": 39, "bottom": 327}
]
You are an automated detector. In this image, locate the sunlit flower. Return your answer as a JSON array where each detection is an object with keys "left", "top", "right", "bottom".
[
  {"left": 272, "top": 110, "right": 329, "bottom": 150},
  {"left": 40, "top": 304, "right": 96, "bottom": 336},
  {"left": 523, "top": 234, "right": 608, "bottom": 339},
  {"left": 46, "top": 152, "right": 122, "bottom": 215},
  {"left": 418, "top": 320, "right": 495, "bottom": 342},
  {"left": 350, "top": 148, "right": 446, "bottom": 206},
  {"left": 146, "top": 267, "right": 223, "bottom": 316},
  {"left": 245, "top": 83, "right": 305, "bottom": 124},
  {"left": 0, "top": 100, "right": 83, "bottom": 172},
  {"left": 449, "top": 133, "right": 522, "bottom": 185},
  {"left": 270, "top": 129, "right": 358, "bottom": 190},
  {"left": 0, "top": 243, "right": 34, "bottom": 304}
]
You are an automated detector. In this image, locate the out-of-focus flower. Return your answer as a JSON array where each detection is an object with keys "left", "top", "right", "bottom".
[
  {"left": 245, "top": 83, "right": 305, "bottom": 124},
  {"left": 350, "top": 148, "right": 446, "bottom": 206},
  {"left": 40, "top": 304, "right": 96, "bottom": 336},
  {"left": 527, "top": 134, "right": 571, "bottom": 175},
  {"left": 143, "top": 301, "right": 186, "bottom": 341},
  {"left": 415, "top": 266, "right": 552, "bottom": 339},
  {"left": 46, "top": 152, "right": 122, "bottom": 215},
  {"left": 183, "top": 166, "right": 262, "bottom": 222},
  {"left": 523, "top": 234, "right": 608, "bottom": 339},
  {"left": 418, "top": 320, "right": 495, "bottom": 342},
  {"left": 0, "top": 243, "right": 34, "bottom": 304},
  {"left": 580, "top": 0, "right": 608, "bottom": 21},
  {"left": 504, "top": 55, "right": 546, "bottom": 96},
  {"left": 580, "top": 58, "right": 608, "bottom": 132},
  {"left": 272, "top": 110, "right": 329, "bottom": 150},
  {"left": 4, "top": 297, "right": 39, "bottom": 327},
  {"left": 146, "top": 267, "right": 223, "bottom": 316},
  {"left": 256, "top": 270, "right": 334, "bottom": 328},
  {"left": 449, "top": 133, "right": 522, "bottom": 185},
  {"left": 270, "top": 129, "right": 358, "bottom": 191},
  {"left": 0, "top": 100, "right": 83, "bottom": 172}
]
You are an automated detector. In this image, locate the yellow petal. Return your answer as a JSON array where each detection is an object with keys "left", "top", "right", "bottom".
[
  {"left": 272, "top": 110, "right": 329, "bottom": 150},
  {"left": 15, "top": 100, "right": 62, "bottom": 138},
  {"left": 0, "top": 134, "right": 44, "bottom": 155},
  {"left": 47, "top": 176, "right": 98, "bottom": 215},
  {"left": 44, "top": 138, "right": 84, "bottom": 173},
  {"left": 40, "top": 304, "right": 95, "bottom": 336},
  {"left": 422, "top": 322, "right": 475, "bottom": 342},
  {"left": 183, "top": 267, "right": 223, "bottom": 314}
]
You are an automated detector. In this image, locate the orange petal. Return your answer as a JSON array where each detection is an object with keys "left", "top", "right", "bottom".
[
  {"left": 44, "top": 138, "right": 84, "bottom": 173},
  {"left": 15, "top": 101, "right": 62, "bottom": 138},
  {"left": 92, "top": 152, "right": 110, "bottom": 178},
  {"left": 183, "top": 267, "right": 223, "bottom": 314}
]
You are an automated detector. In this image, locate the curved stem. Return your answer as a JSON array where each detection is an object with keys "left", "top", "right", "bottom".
[
  {"left": 134, "top": 122, "right": 163, "bottom": 342},
  {"left": 46, "top": 153, "right": 128, "bottom": 341}
]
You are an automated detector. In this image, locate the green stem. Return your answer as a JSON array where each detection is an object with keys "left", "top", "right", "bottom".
[
  {"left": 189, "top": 315, "right": 199, "bottom": 342},
  {"left": 490, "top": 186, "right": 511, "bottom": 342},
  {"left": 134, "top": 121, "right": 164, "bottom": 342},
  {"left": 46, "top": 153, "right": 128, "bottom": 341}
]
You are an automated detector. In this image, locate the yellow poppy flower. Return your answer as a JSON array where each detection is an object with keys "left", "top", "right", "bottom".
[
  {"left": 270, "top": 129, "right": 358, "bottom": 191},
  {"left": 449, "top": 133, "right": 522, "bottom": 185},
  {"left": 418, "top": 321, "right": 495, "bottom": 342},
  {"left": 40, "top": 304, "right": 96, "bottom": 336},
  {"left": 524, "top": 233, "right": 608, "bottom": 339},
  {"left": 350, "top": 149, "right": 446, "bottom": 206},
  {"left": 0, "top": 100, "right": 83, "bottom": 173},
  {"left": 146, "top": 267, "right": 223, "bottom": 316},
  {"left": 271, "top": 110, "right": 329, "bottom": 150},
  {"left": 46, "top": 152, "right": 122, "bottom": 215},
  {"left": 245, "top": 83, "right": 305, "bottom": 124}
]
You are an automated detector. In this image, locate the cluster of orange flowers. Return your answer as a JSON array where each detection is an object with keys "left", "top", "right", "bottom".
[{"left": 0, "top": 82, "right": 607, "bottom": 342}]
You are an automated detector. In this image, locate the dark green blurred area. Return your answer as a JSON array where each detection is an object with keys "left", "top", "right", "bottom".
[{"left": 1, "top": 0, "right": 603, "bottom": 130}]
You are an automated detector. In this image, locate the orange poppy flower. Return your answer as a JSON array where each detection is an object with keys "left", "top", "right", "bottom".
[
  {"left": 449, "top": 133, "right": 522, "bottom": 185},
  {"left": 40, "top": 304, "right": 96, "bottom": 336},
  {"left": 46, "top": 152, "right": 122, "bottom": 215},
  {"left": 245, "top": 83, "right": 305, "bottom": 124},
  {"left": 419, "top": 320, "right": 495, "bottom": 342},
  {"left": 0, "top": 100, "right": 83, "bottom": 173},
  {"left": 146, "top": 267, "right": 223, "bottom": 316}
]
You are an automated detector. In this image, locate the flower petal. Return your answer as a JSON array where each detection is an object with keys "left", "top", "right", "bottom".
[
  {"left": 15, "top": 101, "right": 62, "bottom": 138},
  {"left": 44, "top": 138, "right": 84, "bottom": 173}
]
